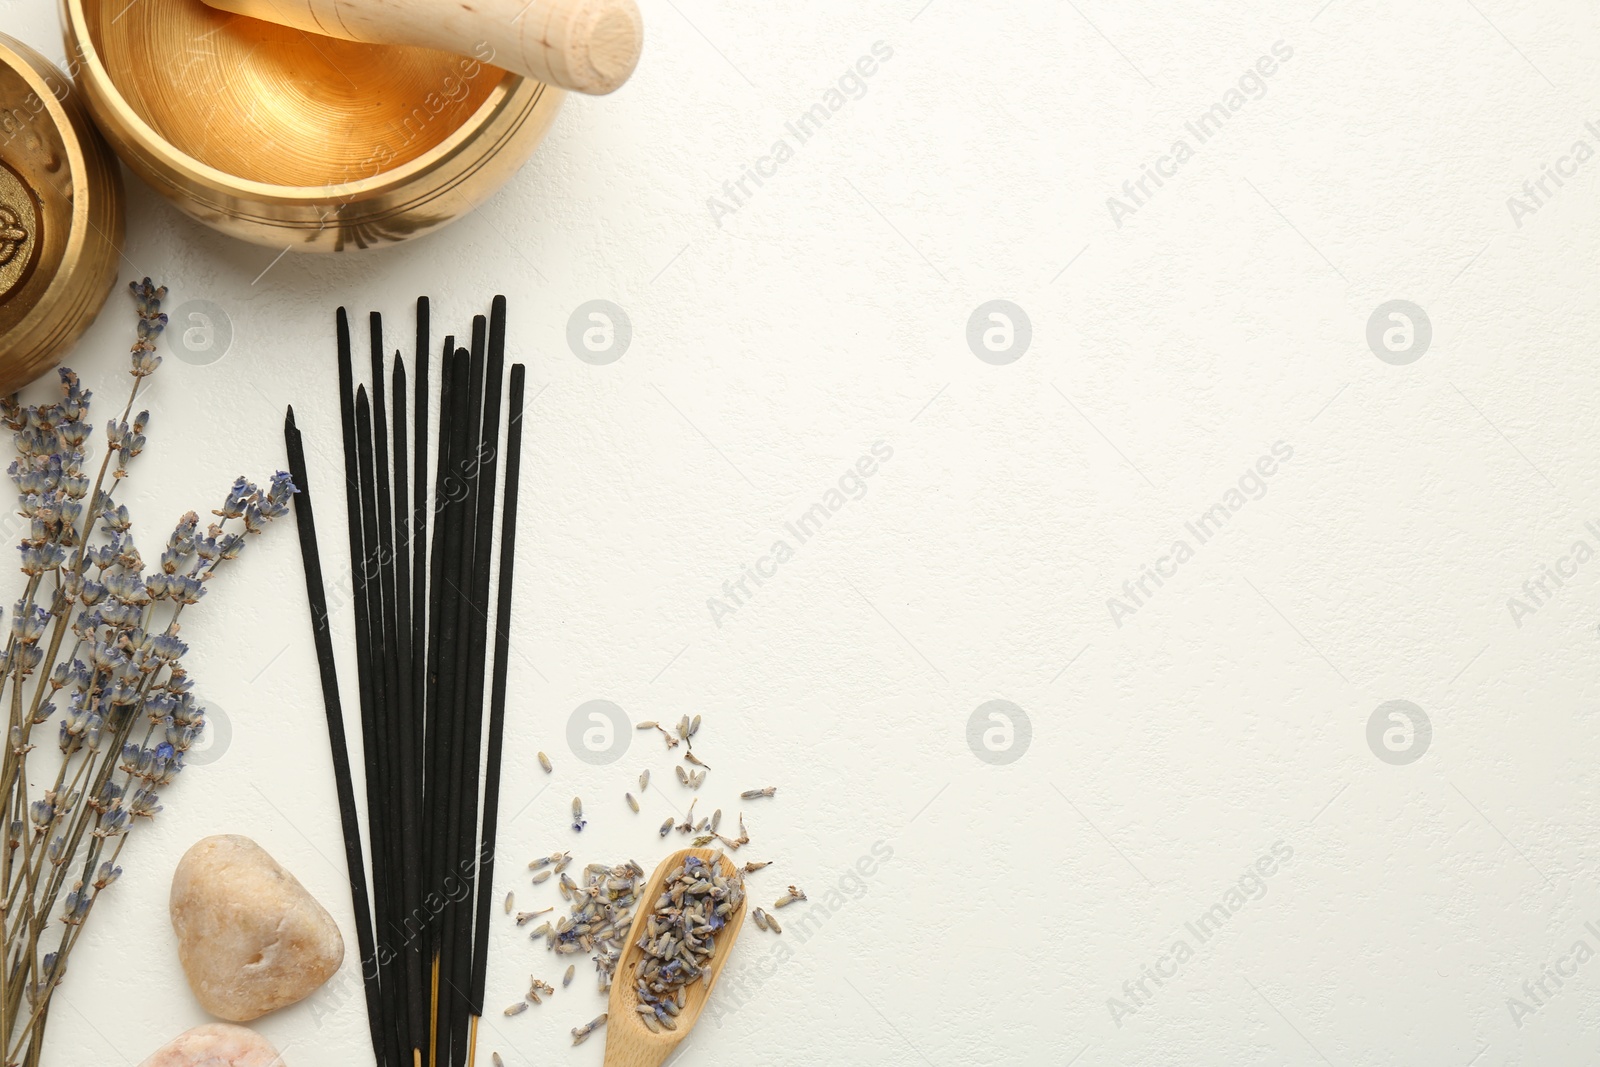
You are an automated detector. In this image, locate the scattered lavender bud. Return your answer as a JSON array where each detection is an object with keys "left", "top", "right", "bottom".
[
  {"left": 532, "top": 860, "right": 642, "bottom": 994},
  {"left": 774, "top": 885, "right": 807, "bottom": 908},
  {"left": 572, "top": 1013, "right": 607, "bottom": 1045}
]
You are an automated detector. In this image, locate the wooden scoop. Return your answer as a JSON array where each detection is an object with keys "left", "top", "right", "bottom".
[
  {"left": 604, "top": 848, "right": 748, "bottom": 1067},
  {"left": 198, "top": 0, "right": 642, "bottom": 94}
]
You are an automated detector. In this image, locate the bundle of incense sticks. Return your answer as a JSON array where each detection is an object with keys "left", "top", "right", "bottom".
[{"left": 285, "top": 295, "right": 527, "bottom": 1067}]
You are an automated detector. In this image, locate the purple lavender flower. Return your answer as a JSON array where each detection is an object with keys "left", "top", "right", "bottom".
[{"left": 3, "top": 280, "right": 293, "bottom": 1061}]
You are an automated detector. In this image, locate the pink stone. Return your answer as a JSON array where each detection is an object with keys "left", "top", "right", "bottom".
[{"left": 136, "top": 1023, "right": 286, "bottom": 1066}]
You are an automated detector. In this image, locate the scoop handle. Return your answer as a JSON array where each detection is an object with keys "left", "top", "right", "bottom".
[{"left": 199, "top": 0, "right": 642, "bottom": 95}]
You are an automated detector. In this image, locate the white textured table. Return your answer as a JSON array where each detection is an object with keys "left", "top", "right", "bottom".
[{"left": 10, "top": 2, "right": 1600, "bottom": 1065}]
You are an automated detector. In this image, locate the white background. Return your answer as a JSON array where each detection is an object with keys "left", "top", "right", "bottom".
[{"left": 9, "top": 1, "right": 1600, "bottom": 1064}]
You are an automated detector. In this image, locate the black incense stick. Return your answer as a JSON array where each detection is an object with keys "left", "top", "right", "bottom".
[
  {"left": 285, "top": 408, "right": 387, "bottom": 1066},
  {"left": 373, "top": 332, "right": 413, "bottom": 1067},
  {"left": 413, "top": 303, "right": 430, "bottom": 680},
  {"left": 370, "top": 320, "right": 407, "bottom": 1001},
  {"left": 431, "top": 350, "right": 475, "bottom": 1067},
  {"left": 391, "top": 354, "right": 425, "bottom": 1058},
  {"left": 448, "top": 325, "right": 487, "bottom": 1067},
  {"left": 469, "top": 362, "right": 525, "bottom": 1022},
  {"left": 444, "top": 337, "right": 486, "bottom": 1067},
  {"left": 375, "top": 330, "right": 421, "bottom": 1062},
  {"left": 355, "top": 386, "right": 404, "bottom": 1067},
  {"left": 337, "top": 312, "right": 398, "bottom": 1067},
  {"left": 450, "top": 309, "right": 503, "bottom": 1065},
  {"left": 410, "top": 300, "right": 430, "bottom": 977},
  {"left": 421, "top": 335, "right": 456, "bottom": 1001}
]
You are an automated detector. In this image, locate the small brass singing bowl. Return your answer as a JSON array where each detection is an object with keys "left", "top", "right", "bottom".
[
  {"left": 61, "top": 0, "right": 565, "bottom": 252},
  {"left": 0, "top": 32, "right": 124, "bottom": 393}
]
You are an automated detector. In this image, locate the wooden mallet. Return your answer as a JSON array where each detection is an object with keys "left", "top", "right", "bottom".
[{"left": 198, "top": 0, "right": 643, "bottom": 95}]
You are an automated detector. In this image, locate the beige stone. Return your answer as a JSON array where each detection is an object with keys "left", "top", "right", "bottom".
[
  {"left": 170, "top": 834, "right": 343, "bottom": 1022},
  {"left": 136, "top": 1023, "right": 286, "bottom": 1066}
]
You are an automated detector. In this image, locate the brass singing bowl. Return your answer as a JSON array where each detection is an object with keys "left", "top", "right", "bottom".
[
  {"left": 0, "top": 33, "right": 124, "bottom": 393},
  {"left": 61, "top": 0, "right": 564, "bottom": 251}
]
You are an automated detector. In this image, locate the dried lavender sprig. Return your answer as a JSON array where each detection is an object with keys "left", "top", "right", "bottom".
[
  {"left": 1, "top": 281, "right": 294, "bottom": 1064},
  {"left": 4, "top": 299, "right": 170, "bottom": 1006}
]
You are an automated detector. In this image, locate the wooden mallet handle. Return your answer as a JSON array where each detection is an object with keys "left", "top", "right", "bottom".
[{"left": 200, "top": 0, "right": 643, "bottom": 95}]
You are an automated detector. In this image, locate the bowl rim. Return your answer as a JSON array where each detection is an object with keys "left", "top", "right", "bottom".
[{"left": 60, "top": 0, "right": 535, "bottom": 203}]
